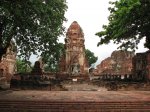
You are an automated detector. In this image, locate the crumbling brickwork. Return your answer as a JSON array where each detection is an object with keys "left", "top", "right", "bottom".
[
  {"left": 97, "top": 50, "right": 134, "bottom": 75},
  {"left": 0, "top": 42, "right": 16, "bottom": 81},
  {"left": 132, "top": 51, "right": 150, "bottom": 80},
  {"left": 59, "top": 21, "right": 89, "bottom": 75}
]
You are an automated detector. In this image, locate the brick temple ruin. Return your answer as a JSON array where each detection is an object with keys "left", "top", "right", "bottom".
[
  {"left": 10, "top": 21, "right": 90, "bottom": 89},
  {"left": 59, "top": 21, "right": 89, "bottom": 78},
  {"left": 132, "top": 51, "right": 150, "bottom": 81},
  {"left": 3, "top": 21, "right": 149, "bottom": 83},
  {"left": 2, "top": 21, "right": 149, "bottom": 91},
  {"left": 0, "top": 42, "right": 17, "bottom": 82},
  {"left": 96, "top": 50, "right": 134, "bottom": 75},
  {"left": 0, "top": 42, "right": 16, "bottom": 89},
  {"left": 92, "top": 50, "right": 150, "bottom": 81}
]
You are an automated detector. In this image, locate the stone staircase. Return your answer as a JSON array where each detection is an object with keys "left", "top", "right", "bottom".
[{"left": 0, "top": 100, "right": 150, "bottom": 112}]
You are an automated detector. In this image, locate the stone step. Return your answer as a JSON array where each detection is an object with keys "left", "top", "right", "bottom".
[{"left": 0, "top": 100, "right": 150, "bottom": 111}]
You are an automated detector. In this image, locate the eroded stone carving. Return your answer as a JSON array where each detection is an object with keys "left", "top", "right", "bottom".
[{"left": 59, "top": 21, "right": 89, "bottom": 75}]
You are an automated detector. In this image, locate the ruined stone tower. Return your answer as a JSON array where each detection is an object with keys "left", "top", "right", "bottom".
[
  {"left": 0, "top": 42, "right": 17, "bottom": 81},
  {"left": 59, "top": 21, "right": 89, "bottom": 75}
]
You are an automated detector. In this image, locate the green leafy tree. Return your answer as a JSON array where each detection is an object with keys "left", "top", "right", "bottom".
[
  {"left": 16, "top": 58, "right": 32, "bottom": 73},
  {"left": 85, "top": 49, "right": 98, "bottom": 67},
  {"left": 0, "top": 0, "right": 67, "bottom": 61},
  {"left": 96, "top": 0, "right": 150, "bottom": 50},
  {"left": 43, "top": 43, "right": 65, "bottom": 72}
]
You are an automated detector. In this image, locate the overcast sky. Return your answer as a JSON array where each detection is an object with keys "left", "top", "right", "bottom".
[{"left": 30, "top": 0, "right": 148, "bottom": 65}]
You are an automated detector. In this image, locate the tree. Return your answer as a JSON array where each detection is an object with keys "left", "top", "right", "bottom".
[
  {"left": 43, "top": 43, "right": 65, "bottom": 72},
  {"left": 85, "top": 49, "right": 98, "bottom": 67},
  {"left": 16, "top": 58, "right": 32, "bottom": 73},
  {"left": 0, "top": 0, "right": 67, "bottom": 61},
  {"left": 96, "top": 0, "right": 150, "bottom": 50}
]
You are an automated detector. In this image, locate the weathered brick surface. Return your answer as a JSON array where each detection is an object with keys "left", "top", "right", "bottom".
[
  {"left": 132, "top": 51, "right": 150, "bottom": 80},
  {"left": 0, "top": 91, "right": 150, "bottom": 111},
  {"left": 0, "top": 42, "right": 16, "bottom": 81},
  {"left": 97, "top": 50, "right": 134, "bottom": 75},
  {"left": 59, "top": 21, "right": 89, "bottom": 75}
]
